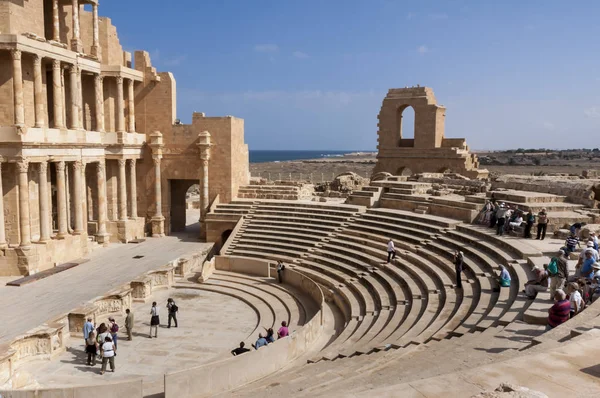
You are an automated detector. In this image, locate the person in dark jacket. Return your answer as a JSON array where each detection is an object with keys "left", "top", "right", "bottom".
[
  {"left": 523, "top": 209, "right": 535, "bottom": 239},
  {"left": 454, "top": 250, "right": 464, "bottom": 289}
]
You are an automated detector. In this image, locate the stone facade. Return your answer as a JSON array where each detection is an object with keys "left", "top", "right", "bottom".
[
  {"left": 0, "top": 2, "right": 249, "bottom": 274},
  {"left": 373, "top": 87, "right": 488, "bottom": 179}
]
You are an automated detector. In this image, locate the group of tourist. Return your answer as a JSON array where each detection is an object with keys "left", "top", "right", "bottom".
[
  {"left": 231, "top": 321, "right": 290, "bottom": 356},
  {"left": 478, "top": 200, "right": 549, "bottom": 240},
  {"left": 80, "top": 298, "right": 180, "bottom": 375}
]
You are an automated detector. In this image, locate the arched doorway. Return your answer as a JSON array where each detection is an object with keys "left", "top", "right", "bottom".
[
  {"left": 169, "top": 179, "right": 200, "bottom": 236},
  {"left": 397, "top": 105, "right": 416, "bottom": 146},
  {"left": 396, "top": 167, "right": 413, "bottom": 177}
]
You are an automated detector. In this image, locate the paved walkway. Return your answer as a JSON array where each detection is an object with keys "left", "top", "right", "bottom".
[{"left": 0, "top": 220, "right": 211, "bottom": 345}]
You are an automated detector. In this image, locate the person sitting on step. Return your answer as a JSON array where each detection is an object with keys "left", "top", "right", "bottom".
[{"left": 523, "top": 266, "right": 549, "bottom": 299}]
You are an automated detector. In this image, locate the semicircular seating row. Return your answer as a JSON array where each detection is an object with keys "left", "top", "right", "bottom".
[{"left": 209, "top": 200, "right": 551, "bottom": 395}]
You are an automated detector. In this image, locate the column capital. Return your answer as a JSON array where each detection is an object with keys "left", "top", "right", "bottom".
[
  {"left": 152, "top": 157, "right": 161, "bottom": 166},
  {"left": 10, "top": 49, "right": 22, "bottom": 61},
  {"left": 52, "top": 59, "right": 61, "bottom": 70},
  {"left": 32, "top": 53, "right": 41, "bottom": 65},
  {"left": 95, "top": 74, "right": 104, "bottom": 84},
  {"left": 116, "top": 76, "right": 124, "bottom": 85},
  {"left": 73, "top": 160, "right": 83, "bottom": 171},
  {"left": 55, "top": 160, "right": 65, "bottom": 172},
  {"left": 129, "top": 158, "right": 137, "bottom": 168},
  {"left": 39, "top": 160, "right": 48, "bottom": 173},
  {"left": 118, "top": 159, "right": 126, "bottom": 167},
  {"left": 16, "top": 157, "right": 29, "bottom": 173},
  {"left": 97, "top": 159, "right": 106, "bottom": 173}
]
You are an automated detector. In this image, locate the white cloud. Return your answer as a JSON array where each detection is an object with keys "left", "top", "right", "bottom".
[
  {"left": 584, "top": 107, "right": 600, "bottom": 118},
  {"left": 292, "top": 51, "right": 309, "bottom": 59},
  {"left": 429, "top": 13, "right": 448, "bottom": 20},
  {"left": 417, "top": 45, "right": 429, "bottom": 54},
  {"left": 254, "top": 44, "right": 279, "bottom": 53}
]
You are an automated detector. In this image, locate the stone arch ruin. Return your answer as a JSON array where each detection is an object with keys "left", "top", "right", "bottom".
[{"left": 373, "top": 87, "right": 488, "bottom": 179}]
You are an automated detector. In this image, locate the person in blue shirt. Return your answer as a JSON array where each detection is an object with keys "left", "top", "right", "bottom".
[
  {"left": 83, "top": 318, "right": 94, "bottom": 344},
  {"left": 253, "top": 333, "right": 268, "bottom": 349},
  {"left": 580, "top": 251, "right": 596, "bottom": 280}
]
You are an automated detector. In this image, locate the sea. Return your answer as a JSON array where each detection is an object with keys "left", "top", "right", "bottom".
[{"left": 249, "top": 150, "right": 370, "bottom": 163}]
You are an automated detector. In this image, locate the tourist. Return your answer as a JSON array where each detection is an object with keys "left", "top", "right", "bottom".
[
  {"left": 523, "top": 209, "right": 535, "bottom": 239},
  {"left": 495, "top": 204, "right": 508, "bottom": 236},
  {"left": 504, "top": 206, "right": 515, "bottom": 233},
  {"left": 125, "top": 309, "right": 134, "bottom": 341},
  {"left": 276, "top": 260, "right": 285, "bottom": 283},
  {"left": 386, "top": 238, "right": 396, "bottom": 263},
  {"left": 167, "top": 298, "right": 178, "bottom": 328},
  {"left": 585, "top": 241, "right": 599, "bottom": 261},
  {"left": 536, "top": 208, "right": 549, "bottom": 240},
  {"left": 508, "top": 212, "right": 524, "bottom": 231},
  {"left": 478, "top": 201, "right": 493, "bottom": 224},
  {"left": 252, "top": 333, "right": 268, "bottom": 349},
  {"left": 569, "top": 222, "right": 585, "bottom": 237},
  {"left": 497, "top": 265, "right": 511, "bottom": 289},
  {"left": 567, "top": 282, "right": 583, "bottom": 317},
  {"left": 96, "top": 323, "right": 110, "bottom": 346},
  {"left": 549, "top": 250, "right": 568, "bottom": 296},
  {"left": 546, "top": 290, "right": 571, "bottom": 331},
  {"left": 231, "top": 342, "right": 250, "bottom": 356},
  {"left": 149, "top": 301, "right": 159, "bottom": 338},
  {"left": 278, "top": 321, "right": 289, "bottom": 338},
  {"left": 489, "top": 202, "right": 499, "bottom": 228},
  {"left": 100, "top": 336, "right": 116, "bottom": 375},
  {"left": 523, "top": 266, "right": 549, "bottom": 299},
  {"left": 108, "top": 317, "right": 119, "bottom": 350},
  {"left": 453, "top": 250, "right": 464, "bottom": 289},
  {"left": 579, "top": 250, "right": 596, "bottom": 280},
  {"left": 85, "top": 331, "right": 98, "bottom": 366},
  {"left": 590, "top": 232, "right": 599, "bottom": 251},
  {"left": 83, "top": 317, "right": 94, "bottom": 344},
  {"left": 263, "top": 327, "right": 275, "bottom": 343},
  {"left": 563, "top": 233, "right": 580, "bottom": 255}
]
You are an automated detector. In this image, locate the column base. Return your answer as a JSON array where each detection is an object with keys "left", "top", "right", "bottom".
[
  {"left": 96, "top": 233, "right": 110, "bottom": 246},
  {"left": 199, "top": 221, "right": 207, "bottom": 242},
  {"left": 151, "top": 216, "right": 165, "bottom": 238},
  {"left": 55, "top": 233, "right": 67, "bottom": 240}
]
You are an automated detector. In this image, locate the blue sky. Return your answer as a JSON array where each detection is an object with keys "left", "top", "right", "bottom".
[{"left": 101, "top": 0, "right": 600, "bottom": 151}]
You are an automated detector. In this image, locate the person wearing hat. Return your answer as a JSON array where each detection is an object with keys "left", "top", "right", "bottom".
[
  {"left": 495, "top": 203, "right": 508, "bottom": 236},
  {"left": 536, "top": 208, "right": 549, "bottom": 240},
  {"left": 580, "top": 250, "right": 596, "bottom": 280},
  {"left": 109, "top": 317, "right": 119, "bottom": 350},
  {"left": 524, "top": 266, "right": 549, "bottom": 299},
  {"left": 590, "top": 232, "right": 599, "bottom": 251},
  {"left": 550, "top": 250, "right": 569, "bottom": 297},
  {"left": 591, "top": 263, "right": 600, "bottom": 280},
  {"left": 566, "top": 282, "right": 583, "bottom": 317}
]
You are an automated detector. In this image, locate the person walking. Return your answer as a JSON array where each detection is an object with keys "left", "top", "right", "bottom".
[
  {"left": 167, "top": 298, "right": 178, "bottom": 328},
  {"left": 523, "top": 209, "right": 535, "bottom": 239},
  {"left": 125, "top": 309, "right": 134, "bottom": 341},
  {"left": 387, "top": 238, "right": 396, "bottom": 263},
  {"left": 149, "top": 302, "right": 159, "bottom": 338},
  {"left": 85, "top": 331, "right": 98, "bottom": 366},
  {"left": 108, "top": 317, "right": 119, "bottom": 350},
  {"left": 100, "top": 336, "right": 116, "bottom": 375},
  {"left": 276, "top": 260, "right": 285, "bottom": 283},
  {"left": 453, "top": 250, "right": 464, "bottom": 289},
  {"left": 550, "top": 250, "right": 569, "bottom": 297},
  {"left": 536, "top": 208, "right": 549, "bottom": 240},
  {"left": 83, "top": 318, "right": 94, "bottom": 345}
]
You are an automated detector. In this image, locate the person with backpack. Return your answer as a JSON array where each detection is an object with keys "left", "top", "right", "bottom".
[
  {"left": 167, "top": 298, "right": 178, "bottom": 328},
  {"left": 550, "top": 250, "right": 569, "bottom": 297},
  {"left": 108, "top": 317, "right": 119, "bottom": 350}
]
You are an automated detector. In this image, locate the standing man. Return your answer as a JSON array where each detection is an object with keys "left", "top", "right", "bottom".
[
  {"left": 167, "top": 298, "right": 178, "bottom": 328},
  {"left": 523, "top": 209, "right": 535, "bottom": 239},
  {"left": 453, "top": 250, "right": 464, "bottom": 289},
  {"left": 495, "top": 203, "right": 508, "bottom": 236},
  {"left": 125, "top": 309, "right": 134, "bottom": 341},
  {"left": 83, "top": 317, "right": 94, "bottom": 344},
  {"left": 387, "top": 238, "right": 396, "bottom": 263},
  {"left": 550, "top": 250, "right": 568, "bottom": 297},
  {"left": 536, "top": 208, "right": 549, "bottom": 240},
  {"left": 276, "top": 261, "right": 285, "bottom": 283}
]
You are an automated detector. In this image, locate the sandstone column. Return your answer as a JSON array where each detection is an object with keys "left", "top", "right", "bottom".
[
  {"left": 33, "top": 54, "right": 45, "bottom": 128},
  {"left": 56, "top": 161, "right": 68, "bottom": 238},
  {"left": 0, "top": 160, "right": 7, "bottom": 248},
  {"left": 61, "top": 65, "right": 67, "bottom": 127},
  {"left": 127, "top": 79, "right": 135, "bottom": 132},
  {"left": 52, "top": 0, "right": 60, "bottom": 42},
  {"left": 69, "top": 66, "right": 79, "bottom": 129},
  {"left": 96, "top": 160, "right": 109, "bottom": 243},
  {"left": 11, "top": 50, "right": 25, "bottom": 132},
  {"left": 118, "top": 159, "right": 127, "bottom": 221},
  {"left": 52, "top": 60, "right": 64, "bottom": 128},
  {"left": 17, "top": 158, "right": 31, "bottom": 248},
  {"left": 91, "top": 3, "right": 100, "bottom": 58},
  {"left": 197, "top": 131, "right": 212, "bottom": 241},
  {"left": 94, "top": 74, "right": 104, "bottom": 132},
  {"left": 116, "top": 77, "right": 125, "bottom": 133},
  {"left": 149, "top": 132, "right": 164, "bottom": 237},
  {"left": 70, "top": 0, "right": 82, "bottom": 52},
  {"left": 129, "top": 159, "right": 137, "bottom": 219},
  {"left": 72, "top": 160, "right": 83, "bottom": 234},
  {"left": 76, "top": 68, "right": 83, "bottom": 130},
  {"left": 81, "top": 160, "right": 87, "bottom": 232},
  {"left": 38, "top": 161, "right": 50, "bottom": 242}
]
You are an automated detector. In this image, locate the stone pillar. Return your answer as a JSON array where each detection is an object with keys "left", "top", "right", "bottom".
[
  {"left": 0, "top": 160, "right": 7, "bottom": 248},
  {"left": 70, "top": 0, "right": 82, "bottom": 52},
  {"left": 61, "top": 65, "right": 67, "bottom": 127},
  {"left": 118, "top": 159, "right": 127, "bottom": 221},
  {"left": 96, "top": 160, "right": 109, "bottom": 243},
  {"left": 77, "top": 68, "right": 84, "bottom": 130},
  {"left": 17, "top": 158, "right": 31, "bottom": 248},
  {"left": 129, "top": 159, "right": 137, "bottom": 219},
  {"left": 56, "top": 161, "right": 68, "bottom": 238},
  {"left": 52, "top": 60, "right": 64, "bottom": 128},
  {"left": 127, "top": 79, "right": 135, "bottom": 133},
  {"left": 81, "top": 160, "right": 87, "bottom": 232},
  {"left": 38, "top": 161, "right": 51, "bottom": 242},
  {"left": 52, "top": 0, "right": 60, "bottom": 42},
  {"left": 91, "top": 4, "right": 100, "bottom": 59},
  {"left": 116, "top": 77, "right": 125, "bottom": 133},
  {"left": 94, "top": 74, "right": 104, "bottom": 132},
  {"left": 69, "top": 66, "right": 79, "bottom": 129},
  {"left": 33, "top": 54, "right": 45, "bottom": 128},
  {"left": 197, "top": 131, "right": 212, "bottom": 241},
  {"left": 149, "top": 131, "right": 164, "bottom": 237},
  {"left": 11, "top": 50, "right": 25, "bottom": 133},
  {"left": 72, "top": 160, "right": 83, "bottom": 234}
]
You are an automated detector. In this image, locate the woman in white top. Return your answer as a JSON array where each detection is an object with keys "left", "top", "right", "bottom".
[
  {"left": 149, "top": 301, "right": 159, "bottom": 338},
  {"left": 567, "top": 282, "right": 583, "bottom": 317},
  {"left": 100, "top": 336, "right": 116, "bottom": 375}
]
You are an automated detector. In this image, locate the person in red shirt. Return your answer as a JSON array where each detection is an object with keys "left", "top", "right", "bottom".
[{"left": 546, "top": 289, "right": 570, "bottom": 331}]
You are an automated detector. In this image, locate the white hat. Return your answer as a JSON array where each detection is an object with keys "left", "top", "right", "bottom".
[
  {"left": 592, "top": 263, "right": 600, "bottom": 270},
  {"left": 588, "top": 241, "right": 594, "bottom": 247}
]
